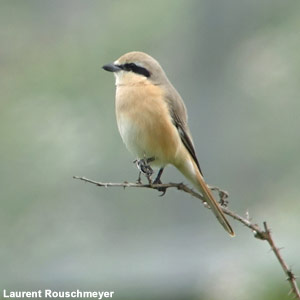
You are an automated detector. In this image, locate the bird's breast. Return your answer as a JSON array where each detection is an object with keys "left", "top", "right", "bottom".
[{"left": 115, "top": 84, "right": 181, "bottom": 166}]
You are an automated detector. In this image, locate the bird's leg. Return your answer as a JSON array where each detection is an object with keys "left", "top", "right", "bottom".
[
  {"left": 133, "top": 159, "right": 142, "bottom": 183},
  {"left": 153, "top": 167, "right": 167, "bottom": 196},
  {"left": 153, "top": 167, "right": 164, "bottom": 184},
  {"left": 133, "top": 158, "right": 167, "bottom": 195},
  {"left": 133, "top": 157, "right": 154, "bottom": 184},
  {"left": 136, "top": 170, "right": 142, "bottom": 184},
  {"left": 144, "top": 157, "right": 154, "bottom": 184}
]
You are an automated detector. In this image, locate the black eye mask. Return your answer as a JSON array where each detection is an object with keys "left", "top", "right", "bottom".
[{"left": 119, "top": 63, "right": 151, "bottom": 78}]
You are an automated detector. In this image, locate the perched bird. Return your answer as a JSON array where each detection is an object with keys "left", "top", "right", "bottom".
[{"left": 103, "top": 51, "right": 234, "bottom": 236}]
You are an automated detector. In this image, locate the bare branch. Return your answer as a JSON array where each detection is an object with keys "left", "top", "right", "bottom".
[
  {"left": 263, "top": 222, "right": 300, "bottom": 298},
  {"left": 73, "top": 176, "right": 300, "bottom": 299}
]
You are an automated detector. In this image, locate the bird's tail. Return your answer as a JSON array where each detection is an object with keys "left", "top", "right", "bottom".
[{"left": 177, "top": 158, "right": 235, "bottom": 236}]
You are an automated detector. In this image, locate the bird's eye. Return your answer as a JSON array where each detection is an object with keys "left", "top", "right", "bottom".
[
  {"left": 124, "top": 63, "right": 136, "bottom": 70},
  {"left": 122, "top": 63, "right": 151, "bottom": 78}
]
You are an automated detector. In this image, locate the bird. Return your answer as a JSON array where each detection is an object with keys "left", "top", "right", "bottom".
[{"left": 102, "top": 51, "right": 234, "bottom": 236}]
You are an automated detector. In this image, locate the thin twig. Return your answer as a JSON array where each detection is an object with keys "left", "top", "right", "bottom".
[
  {"left": 263, "top": 222, "right": 300, "bottom": 298},
  {"left": 73, "top": 176, "right": 300, "bottom": 299}
]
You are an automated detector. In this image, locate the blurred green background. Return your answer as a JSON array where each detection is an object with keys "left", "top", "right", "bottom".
[{"left": 1, "top": 1, "right": 300, "bottom": 299}]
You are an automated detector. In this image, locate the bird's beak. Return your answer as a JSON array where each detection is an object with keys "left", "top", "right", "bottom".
[{"left": 102, "top": 63, "right": 122, "bottom": 72}]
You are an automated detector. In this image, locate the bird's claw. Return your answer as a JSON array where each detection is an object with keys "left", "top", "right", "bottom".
[
  {"left": 133, "top": 159, "right": 167, "bottom": 194},
  {"left": 158, "top": 188, "right": 167, "bottom": 196},
  {"left": 134, "top": 158, "right": 154, "bottom": 184},
  {"left": 136, "top": 171, "right": 142, "bottom": 184},
  {"left": 153, "top": 178, "right": 167, "bottom": 196}
]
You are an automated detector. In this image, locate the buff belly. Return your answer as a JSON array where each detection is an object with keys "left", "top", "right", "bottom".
[{"left": 116, "top": 112, "right": 180, "bottom": 168}]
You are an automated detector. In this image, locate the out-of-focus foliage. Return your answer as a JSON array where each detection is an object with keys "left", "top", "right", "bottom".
[{"left": 1, "top": 1, "right": 300, "bottom": 299}]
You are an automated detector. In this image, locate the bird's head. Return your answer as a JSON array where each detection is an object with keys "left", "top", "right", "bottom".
[{"left": 102, "top": 51, "right": 168, "bottom": 86}]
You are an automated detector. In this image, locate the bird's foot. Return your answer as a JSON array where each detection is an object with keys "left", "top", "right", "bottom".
[
  {"left": 133, "top": 158, "right": 167, "bottom": 195},
  {"left": 153, "top": 179, "right": 167, "bottom": 196},
  {"left": 136, "top": 171, "right": 142, "bottom": 184},
  {"left": 134, "top": 158, "right": 154, "bottom": 183},
  {"left": 153, "top": 168, "right": 167, "bottom": 196}
]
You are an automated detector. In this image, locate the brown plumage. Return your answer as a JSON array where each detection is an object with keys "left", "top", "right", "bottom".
[{"left": 103, "top": 51, "right": 234, "bottom": 236}]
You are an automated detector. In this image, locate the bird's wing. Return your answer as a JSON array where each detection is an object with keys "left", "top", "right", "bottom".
[{"left": 164, "top": 86, "right": 203, "bottom": 175}]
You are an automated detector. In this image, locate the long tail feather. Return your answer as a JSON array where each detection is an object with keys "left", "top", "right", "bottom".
[
  {"left": 178, "top": 158, "right": 235, "bottom": 236},
  {"left": 195, "top": 170, "right": 234, "bottom": 236}
]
